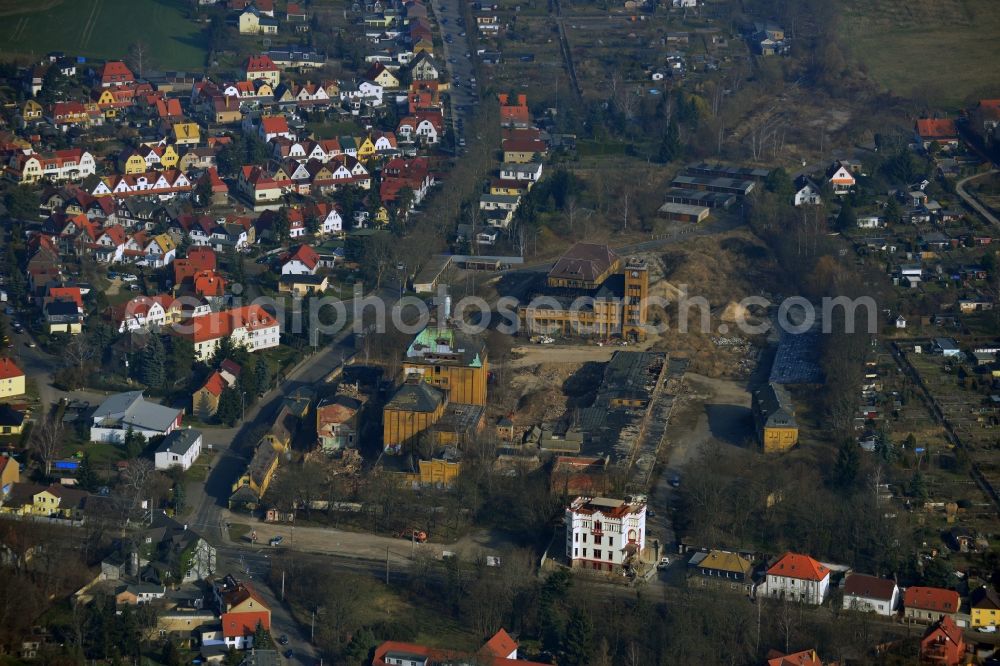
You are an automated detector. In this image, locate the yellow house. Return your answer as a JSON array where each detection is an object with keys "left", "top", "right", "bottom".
[
  {"left": 972, "top": 587, "right": 1000, "bottom": 628},
  {"left": 192, "top": 372, "right": 225, "bottom": 419},
  {"left": 490, "top": 182, "right": 527, "bottom": 196},
  {"left": 374, "top": 206, "right": 390, "bottom": 226},
  {"left": 753, "top": 383, "right": 799, "bottom": 453},
  {"left": 0, "top": 359, "right": 26, "bottom": 400},
  {"left": 371, "top": 69, "right": 400, "bottom": 90},
  {"left": 172, "top": 123, "right": 201, "bottom": 146},
  {"left": 279, "top": 274, "right": 329, "bottom": 296},
  {"left": 1, "top": 484, "right": 88, "bottom": 519},
  {"left": 120, "top": 151, "right": 147, "bottom": 175},
  {"left": 158, "top": 144, "right": 180, "bottom": 169},
  {"left": 0, "top": 456, "right": 19, "bottom": 491},
  {"left": 0, "top": 406, "right": 25, "bottom": 437},
  {"left": 356, "top": 136, "right": 376, "bottom": 162},
  {"left": 22, "top": 100, "right": 43, "bottom": 123},
  {"left": 229, "top": 443, "right": 279, "bottom": 508}
]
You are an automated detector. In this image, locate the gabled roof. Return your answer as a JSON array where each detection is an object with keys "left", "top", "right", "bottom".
[
  {"left": 766, "top": 649, "right": 822, "bottom": 666},
  {"left": 480, "top": 629, "right": 517, "bottom": 659},
  {"left": 970, "top": 586, "right": 1000, "bottom": 611},
  {"left": 844, "top": 573, "right": 896, "bottom": 601},
  {"left": 222, "top": 610, "right": 270, "bottom": 638},
  {"left": 0, "top": 357, "right": 24, "bottom": 380},
  {"left": 385, "top": 379, "right": 444, "bottom": 413},
  {"left": 282, "top": 244, "right": 320, "bottom": 270},
  {"left": 767, "top": 552, "right": 830, "bottom": 582},
  {"left": 245, "top": 54, "right": 279, "bottom": 73},
  {"left": 915, "top": 118, "right": 958, "bottom": 140},
  {"left": 260, "top": 115, "right": 290, "bottom": 135},
  {"left": 903, "top": 586, "right": 960, "bottom": 613},
  {"left": 199, "top": 371, "right": 227, "bottom": 398},
  {"left": 695, "top": 549, "right": 753, "bottom": 576}
]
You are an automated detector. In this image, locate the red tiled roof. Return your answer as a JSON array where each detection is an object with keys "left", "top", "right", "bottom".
[
  {"left": 193, "top": 270, "right": 226, "bottom": 298},
  {"left": 222, "top": 610, "right": 270, "bottom": 638},
  {"left": 766, "top": 649, "right": 822, "bottom": 666},
  {"left": 282, "top": 244, "right": 320, "bottom": 270},
  {"left": 0, "top": 357, "right": 24, "bottom": 380},
  {"left": 915, "top": 118, "right": 958, "bottom": 140},
  {"left": 245, "top": 55, "right": 278, "bottom": 73},
  {"left": 180, "top": 305, "right": 278, "bottom": 343},
  {"left": 200, "top": 371, "right": 227, "bottom": 398},
  {"left": 260, "top": 116, "right": 289, "bottom": 135},
  {"left": 481, "top": 629, "right": 517, "bottom": 659},
  {"left": 904, "top": 586, "right": 960, "bottom": 613},
  {"left": 101, "top": 61, "right": 135, "bottom": 85},
  {"left": 767, "top": 552, "right": 830, "bottom": 582}
]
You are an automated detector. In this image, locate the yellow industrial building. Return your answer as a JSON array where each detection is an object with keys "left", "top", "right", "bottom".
[{"left": 752, "top": 383, "right": 799, "bottom": 453}]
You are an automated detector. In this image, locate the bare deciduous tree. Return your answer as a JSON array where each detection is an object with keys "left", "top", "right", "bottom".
[{"left": 30, "top": 417, "right": 62, "bottom": 476}]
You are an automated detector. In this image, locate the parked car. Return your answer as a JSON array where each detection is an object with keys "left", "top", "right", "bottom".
[
  {"left": 269, "top": 536, "right": 284, "bottom": 546},
  {"left": 657, "top": 557, "right": 670, "bottom": 569},
  {"left": 278, "top": 635, "right": 289, "bottom": 645},
  {"left": 121, "top": 274, "right": 138, "bottom": 282},
  {"left": 669, "top": 475, "right": 681, "bottom": 488}
]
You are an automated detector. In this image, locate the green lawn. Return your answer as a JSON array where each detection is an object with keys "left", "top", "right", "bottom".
[
  {"left": 840, "top": 0, "right": 1000, "bottom": 109},
  {"left": 0, "top": 0, "right": 207, "bottom": 70}
]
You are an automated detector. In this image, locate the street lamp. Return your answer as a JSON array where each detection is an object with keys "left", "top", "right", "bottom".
[{"left": 240, "top": 391, "right": 247, "bottom": 422}]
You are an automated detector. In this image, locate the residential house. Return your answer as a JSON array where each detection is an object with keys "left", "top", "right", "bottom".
[
  {"left": 828, "top": 163, "right": 856, "bottom": 195},
  {"left": 238, "top": 5, "right": 279, "bottom": 34},
  {"left": 970, "top": 586, "right": 1000, "bottom": 628},
  {"left": 280, "top": 244, "right": 320, "bottom": 275},
  {"left": 373, "top": 629, "right": 548, "bottom": 666},
  {"left": 565, "top": 496, "right": 647, "bottom": 572},
  {"left": 245, "top": 55, "right": 281, "bottom": 88},
  {"left": 101, "top": 61, "right": 135, "bottom": 87},
  {"left": 0, "top": 456, "right": 20, "bottom": 494},
  {"left": 143, "top": 513, "right": 217, "bottom": 583},
  {"left": 176, "top": 304, "right": 281, "bottom": 362},
  {"left": 258, "top": 115, "right": 293, "bottom": 142},
  {"left": 154, "top": 429, "right": 204, "bottom": 471},
  {"left": 0, "top": 358, "right": 26, "bottom": 400},
  {"left": 919, "top": 616, "right": 966, "bottom": 666},
  {"left": 316, "top": 391, "right": 366, "bottom": 452},
  {"left": 793, "top": 176, "right": 822, "bottom": 206},
  {"left": 365, "top": 63, "right": 400, "bottom": 89},
  {"left": 278, "top": 274, "right": 328, "bottom": 296},
  {"left": 8, "top": 148, "right": 97, "bottom": 184},
  {"left": 502, "top": 137, "right": 547, "bottom": 163},
  {"left": 687, "top": 549, "right": 755, "bottom": 595},
  {"left": 192, "top": 370, "right": 235, "bottom": 419},
  {"left": 761, "top": 552, "right": 831, "bottom": 605},
  {"left": 214, "top": 577, "right": 271, "bottom": 649},
  {"left": 172, "top": 122, "right": 201, "bottom": 146},
  {"left": 0, "top": 483, "right": 89, "bottom": 520},
  {"left": 21, "top": 99, "right": 43, "bottom": 123},
  {"left": 752, "top": 383, "right": 798, "bottom": 453},
  {"left": 915, "top": 118, "right": 960, "bottom": 150},
  {"left": 397, "top": 111, "right": 443, "bottom": 144},
  {"left": 903, "top": 586, "right": 961, "bottom": 623},
  {"left": 116, "top": 584, "right": 166, "bottom": 606},
  {"left": 90, "top": 391, "right": 183, "bottom": 443},
  {"left": 0, "top": 406, "right": 26, "bottom": 437},
  {"left": 107, "top": 294, "right": 175, "bottom": 333},
  {"left": 409, "top": 51, "right": 440, "bottom": 81},
  {"left": 842, "top": 573, "right": 900, "bottom": 616},
  {"left": 765, "top": 650, "right": 824, "bottom": 666},
  {"left": 43, "top": 298, "right": 83, "bottom": 334}
]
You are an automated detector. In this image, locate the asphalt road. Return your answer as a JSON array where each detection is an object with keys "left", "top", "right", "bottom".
[
  {"left": 956, "top": 169, "right": 1000, "bottom": 227},
  {"left": 431, "top": 0, "right": 479, "bottom": 147}
]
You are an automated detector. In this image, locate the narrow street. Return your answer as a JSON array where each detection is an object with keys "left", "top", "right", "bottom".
[{"left": 956, "top": 169, "right": 1000, "bottom": 227}]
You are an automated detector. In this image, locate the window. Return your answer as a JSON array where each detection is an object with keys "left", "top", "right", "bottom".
[
  {"left": 594, "top": 550, "right": 602, "bottom": 560},
  {"left": 608, "top": 537, "right": 613, "bottom": 547},
  {"left": 594, "top": 535, "right": 602, "bottom": 545},
  {"left": 582, "top": 549, "right": 587, "bottom": 558}
]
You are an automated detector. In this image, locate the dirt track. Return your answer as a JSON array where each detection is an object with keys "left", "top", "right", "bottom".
[{"left": 509, "top": 341, "right": 656, "bottom": 368}]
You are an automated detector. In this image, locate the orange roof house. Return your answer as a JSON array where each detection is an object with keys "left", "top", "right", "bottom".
[
  {"left": 919, "top": 615, "right": 966, "bottom": 666},
  {"left": 766, "top": 649, "right": 824, "bottom": 666},
  {"left": 0, "top": 358, "right": 25, "bottom": 381},
  {"left": 498, "top": 93, "right": 531, "bottom": 127},
  {"left": 904, "top": 586, "right": 961, "bottom": 621},
  {"left": 915, "top": 118, "right": 959, "bottom": 146},
  {"left": 101, "top": 61, "right": 135, "bottom": 87}
]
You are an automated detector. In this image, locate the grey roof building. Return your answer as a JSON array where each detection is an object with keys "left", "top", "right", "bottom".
[{"left": 90, "top": 391, "right": 182, "bottom": 443}]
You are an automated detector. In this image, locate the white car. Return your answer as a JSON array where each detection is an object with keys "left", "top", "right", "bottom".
[
  {"left": 121, "top": 274, "right": 138, "bottom": 282},
  {"left": 657, "top": 557, "right": 670, "bottom": 569}
]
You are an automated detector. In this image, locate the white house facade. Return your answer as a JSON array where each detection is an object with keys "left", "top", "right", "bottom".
[{"left": 565, "top": 496, "right": 646, "bottom": 572}]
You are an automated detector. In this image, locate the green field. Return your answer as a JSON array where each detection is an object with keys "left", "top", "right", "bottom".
[
  {"left": 0, "top": 0, "right": 207, "bottom": 70},
  {"left": 840, "top": 0, "right": 1000, "bottom": 109}
]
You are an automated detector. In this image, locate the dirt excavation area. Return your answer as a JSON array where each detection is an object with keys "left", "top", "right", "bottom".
[{"left": 664, "top": 373, "right": 755, "bottom": 469}]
